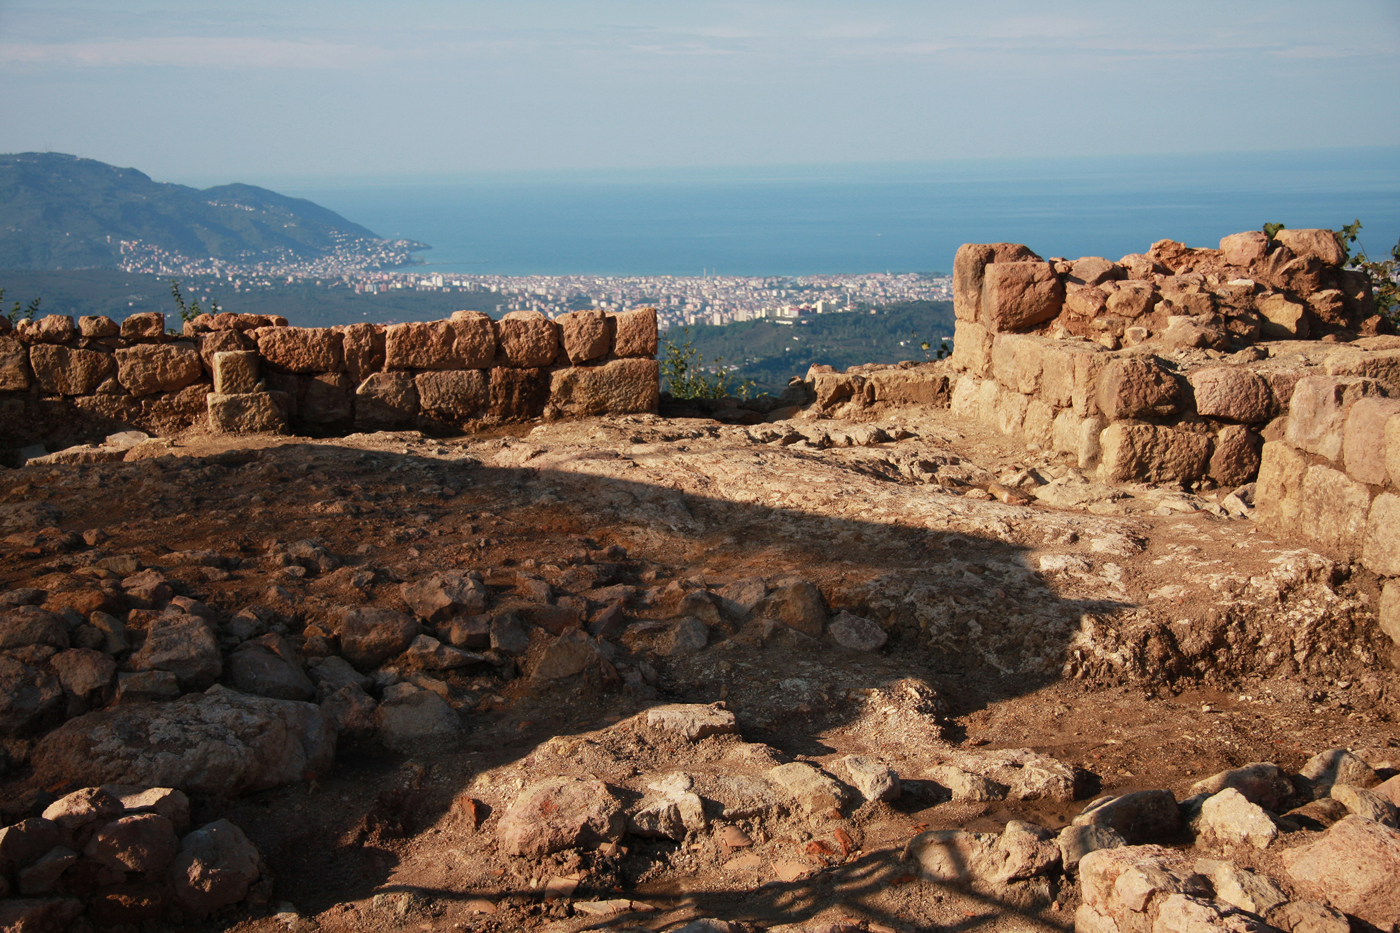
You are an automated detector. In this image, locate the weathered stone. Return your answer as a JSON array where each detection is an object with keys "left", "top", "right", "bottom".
[
  {"left": 336, "top": 607, "right": 419, "bottom": 671},
  {"left": 1327, "top": 347, "right": 1400, "bottom": 392},
  {"left": 1198, "top": 788, "right": 1277, "bottom": 848},
  {"left": 1287, "top": 376, "right": 1390, "bottom": 462},
  {"left": 1265, "top": 900, "right": 1350, "bottom": 933},
  {"left": 18, "top": 847, "right": 79, "bottom": 895},
  {"left": 1104, "top": 280, "right": 1160, "bottom": 319},
  {"left": 300, "top": 372, "right": 352, "bottom": 424},
  {"left": 1362, "top": 492, "right": 1400, "bottom": 577},
  {"left": 415, "top": 369, "right": 488, "bottom": 418},
  {"left": 928, "top": 765, "right": 1009, "bottom": 802},
  {"left": 982, "top": 261, "right": 1064, "bottom": 332},
  {"left": 496, "top": 311, "right": 560, "bottom": 367},
  {"left": 115, "top": 670, "right": 180, "bottom": 704},
  {"left": 385, "top": 320, "right": 474, "bottom": 371},
  {"left": 827, "top": 610, "right": 888, "bottom": 651},
  {"left": 0, "top": 818, "right": 62, "bottom": 875},
  {"left": 1220, "top": 231, "right": 1269, "bottom": 266},
  {"left": 354, "top": 372, "right": 418, "bottom": 429},
  {"left": 611, "top": 307, "right": 658, "bottom": 358},
  {"left": 341, "top": 322, "right": 386, "bottom": 383},
  {"left": 954, "top": 243, "right": 1041, "bottom": 323},
  {"left": 115, "top": 343, "right": 204, "bottom": 396},
  {"left": 32, "top": 685, "right": 335, "bottom": 795},
  {"left": 1343, "top": 398, "right": 1400, "bottom": 486},
  {"left": 1257, "top": 293, "right": 1310, "bottom": 340},
  {"left": 497, "top": 777, "right": 626, "bottom": 857},
  {"left": 1073, "top": 790, "right": 1181, "bottom": 844},
  {"left": 1274, "top": 229, "right": 1345, "bottom": 266},
  {"left": 256, "top": 326, "right": 342, "bottom": 373},
  {"left": 1058, "top": 824, "right": 1126, "bottom": 872},
  {"left": 1099, "top": 422, "right": 1210, "bottom": 485},
  {"left": 1097, "top": 357, "right": 1183, "bottom": 419},
  {"left": 50, "top": 647, "right": 116, "bottom": 697},
  {"left": 1190, "top": 368, "right": 1274, "bottom": 423},
  {"left": 768, "top": 762, "right": 850, "bottom": 814},
  {"left": 868, "top": 369, "right": 950, "bottom": 407},
  {"left": 838, "top": 755, "right": 901, "bottom": 802},
  {"left": 645, "top": 703, "right": 738, "bottom": 741},
  {"left": 952, "top": 319, "right": 994, "bottom": 376},
  {"left": 1070, "top": 256, "right": 1124, "bottom": 286},
  {"left": 1283, "top": 815, "right": 1400, "bottom": 930},
  {"left": 212, "top": 350, "right": 259, "bottom": 394},
  {"left": 0, "top": 655, "right": 64, "bottom": 734},
  {"left": 1210, "top": 425, "right": 1262, "bottom": 487},
  {"left": 401, "top": 571, "right": 487, "bottom": 623},
  {"left": 1189, "top": 763, "right": 1294, "bottom": 813},
  {"left": 761, "top": 578, "right": 827, "bottom": 637},
  {"left": 547, "top": 358, "right": 659, "bottom": 417},
  {"left": 488, "top": 366, "right": 549, "bottom": 421},
  {"left": 104, "top": 786, "right": 191, "bottom": 835},
  {"left": 119, "top": 312, "right": 164, "bottom": 340},
  {"left": 376, "top": 686, "right": 461, "bottom": 752},
  {"left": 197, "top": 328, "right": 255, "bottom": 372},
  {"left": 1331, "top": 784, "right": 1398, "bottom": 826},
  {"left": 531, "top": 629, "right": 600, "bottom": 682},
  {"left": 1012, "top": 754, "right": 1082, "bottom": 802},
  {"left": 27, "top": 345, "right": 116, "bottom": 395},
  {"left": 129, "top": 613, "right": 221, "bottom": 687},
  {"left": 907, "top": 822, "right": 1059, "bottom": 890},
  {"left": 227, "top": 644, "right": 315, "bottom": 701},
  {"left": 0, "top": 335, "right": 32, "bottom": 389},
  {"left": 558, "top": 308, "right": 611, "bottom": 363},
  {"left": 168, "top": 819, "right": 261, "bottom": 917},
  {"left": 79, "top": 315, "right": 119, "bottom": 338},
  {"left": 85, "top": 813, "right": 178, "bottom": 872},
  {"left": 1299, "top": 748, "right": 1379, "bottom": 798},
  {"left": 1, "top": 605, "right": 70, "bottom": 651},
  {"left": 1381, "top": 581, "right": 1400, "bottom": 649},
  {"left": 0, "top": 897, "right": 84, "bottom": 932},
  {"left": 207, "top": 391, "right": 289, "bottom": 433},
  {"left": 1297, "top": 464, "right": 1371, "bottom": 555},
  {"left": 1254, "top": 441, "right": 1310, "bottom": 536},
  {"left": 403, "top": 634, "right": 484, "bottom": 670}
]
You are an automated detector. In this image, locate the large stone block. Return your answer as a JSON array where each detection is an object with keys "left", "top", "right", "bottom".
[
  {"left": 341, "top": 322, "right": 386, "bottom": 382},
  {"left": 488, "top": 367, "right": 549, "bottom": 421},
  {"left": 0, "top": 336, "right": 32, "bottom": 390},
  {"left": 1098, "top": 422, "right": 1210, "bottom": 484},
  {"left": 981, "top": 262, "right": 1064, "bottom": 332},
  {"left": 868, "top": 369, "right": 949, "bottom": 407},
  {"left": 301, "top": 372, "right": 353, "bottom": 425},
  {"left": 1190, "top": 367, "right": 1274, "bottom": 423},
  {"left": 496, "top": 311, "right": 560, "bottom": 368},
  {"left": 1096, "top": 357, "right": 1183, "bottom": 420},
  {"left": 448, "top": 311, "right": 496, "bottom": 368},
  {"left": 1326, "top": 348, "right": 1400, "bottom": 393},
  {"left": 206, "top": 392, "right": 289, "bottom": 434},
  {"left": 990, "top": 334, "right": 1049, "bottom": 395},
  {"left": 1344, "top": 398, "right": 1400, "bottom": 486},
  {"left": 120, "top": 312, "right": 165, "bottom": 340},
  {"left": 952, "top": 319, "right": 993, "bottom": 377},
  {"left": 953, "top": 242, "right": 1041, "bottom": 323},
  {"left": 1299, "top": 464, "right": 1372, "bottom": 555},
  {"left": 1390, "top": 411, "right": 1400, "bottom": 486},
  {"left": 1052, "top": 409, "right": 1104, "bottom": 468},
  {"left": 115, "top": 344, "right": 204, "bottom": 397},
  {"left": 1039, "top": 343, "right": 1092, "bottom": 409},
  {"left": 1381, "top": 581, "right": 1400, "bottom": 649},
  {"left": 355, "top": 373, "right": 418, "bottom": 429},
  {"left": 1274, "top": 228, "right": 1345, "bottom": 267},
  {"left": 1209, "top": 424, "right": 1262, "bottom": 487},
  {"left": 950, "top": 374, "right": 982, "bottom": 419},
  {"left": 993, "top": 384, "right": 1030, "bottom": 435},
  {"left": 1220, "top": 231, "right": 1268, "bottom": 266},
  {"left": 1257, "top": 293, "right": 1310, "bottom": 339},
  {"left": 212, "top": 351, "right": 259, "bottom": 394},
  {"left": 197, "top": 328, "right": 255, "bottom": 373},
  {"left": 1364, "top": 493, "right": 1400, "bottom": 576},
  {"left": 1283, "top": 816, "right": 1400, "bottom": 931},
  {"left": 1023, "top": 399, "right": 1055, "bottom": 450},
  {"left": 28, "top": 345, "right": 115, "bottom": 395},
  {"left": 612, "top": 307, "right": 658, "bottom": 358},
  {"left": 1254, "top": 441, "right": 1310, "bottom": 537},
  {"left": 416, "top": 369, "right": 488, "bottom": 418},
  {"left": 1073, "top": 353, "right": 1111, "bottom": 418},
  {"left": 548, "top": 358, "right": 659, "bottom": 417},
  {"left": 255, "top": 326, "right": 343, "bottom": 373},
  {"left": 558, "top": 309, "right": 610, "bottom": 364},
  {"left": 1103, "top": 280, "right": 1159, "bottom": 319},
  {"left": 1286, "top": 376, "right": 1389, "bottom": 462},
  {"left": 384, "top": 319, "right": 489, "bottom": 371}
]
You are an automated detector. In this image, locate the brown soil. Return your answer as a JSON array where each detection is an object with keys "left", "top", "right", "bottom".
[{"left": 2, "top": 404, "right": 1397, "bottom": 933}]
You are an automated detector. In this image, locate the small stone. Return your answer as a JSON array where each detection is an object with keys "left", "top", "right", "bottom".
[
  {"left": 827, "top": 610, "right": 888, "bottom": 651},
  {"left": 1330, "top": 784, "right": 1398, "bottom": 826},
  {"left": 1198, "top": 788, "right": 1278, "bottom": 848},
  {"left": 644, "top": 703, "right": 738, "bottom": 741},
  {"left": 768, "top": 762, "right": 850, "bottom": 814},
  {"left": 927, "top": 764, "right": 1009, "bottom": 802},
  {"left": 84, "top": 813, "right": 179, "bottom": 872},
  {"left": 496, "top": 777, "right": 626, "bottom": 858},
  {"left": 167, "top": 819, "right": 261, "bottom": 918},
  {"left": 1058, "top": 824, "right": 1127, "bottom": 872},
  {"left": 838, "top": 754, "right": 901, "bottom": 802}
]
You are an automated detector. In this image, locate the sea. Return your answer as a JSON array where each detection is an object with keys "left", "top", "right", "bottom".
[{"left": 252, "top": 147, "right": 1400, "bottom": 279}]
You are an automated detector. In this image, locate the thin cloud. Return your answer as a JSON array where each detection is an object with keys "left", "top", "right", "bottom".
[{"left": 0, "top": 36, "right": 371, "bottom": 69}]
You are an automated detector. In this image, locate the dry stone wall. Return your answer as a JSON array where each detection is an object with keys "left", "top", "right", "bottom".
[{"left": 0, "top": 307, "right": 660, "bottom": 458}]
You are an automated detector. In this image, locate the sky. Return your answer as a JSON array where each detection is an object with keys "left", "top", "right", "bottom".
[{"left": 1, "top": 1, "right": 1398, "bottom": 184}]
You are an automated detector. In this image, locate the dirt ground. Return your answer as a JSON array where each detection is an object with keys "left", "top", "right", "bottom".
[{"left": 2, "top": 402, "right": 1397, "bottom": 933}]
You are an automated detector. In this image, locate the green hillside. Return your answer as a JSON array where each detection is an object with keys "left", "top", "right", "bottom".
[
  {"left": 0, "top": 152, "right": 398, "bottom": 270},
  {"left": 664, "top": 300, "right": 955, "bottom": 395}
]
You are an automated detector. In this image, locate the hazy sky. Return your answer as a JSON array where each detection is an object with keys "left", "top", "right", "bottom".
[{"left": 2, "top": 1, "right": 1398, "bottom": 183}]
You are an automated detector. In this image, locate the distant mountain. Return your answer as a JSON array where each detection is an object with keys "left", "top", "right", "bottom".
[{"left": 0, "top": 152, "right": 407, "bottom": 271}]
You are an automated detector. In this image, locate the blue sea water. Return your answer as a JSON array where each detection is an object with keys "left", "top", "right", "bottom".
[{"left": 270, "top": 148, "right": 1400, "bottom": 278}]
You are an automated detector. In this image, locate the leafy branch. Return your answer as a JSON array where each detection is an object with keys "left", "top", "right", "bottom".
[
  {"left": 1, "top": 288, "right": 41, "bottom": 325},
  {"left": 1335, "top": 219, "right": 1400, "bottom": 328},
  {"left": 169, "top": 278, "right": 220, "bottom": 326},
  {"left": 660, "top": 326, "right": 754, "bottom": 400}
]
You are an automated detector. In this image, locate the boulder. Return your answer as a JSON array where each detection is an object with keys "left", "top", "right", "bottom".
[
  {"left": 120, "top": 311, "right": 164, "bottom": 339},
  {"left": 50, "top": 648, "right": 116, "bottom": 698},
  {"left": 838, "top": 755, "right": 901, "bottom": 802},
  {"left": 1344, "top": 398, "right": 1400, "bottom": 486},
  {"left": 547, "top": 358, "right": 660, "bottom": 417},
  {"left": 927, "top": 765, "right": 1009, "bottom": 802},
  {"left": 335, "top": 607, "right": 420, "bottom": 670},
  {"left": 0, "top": 898, "right": 84, "bottom": 932},
  {"left": 1257, "top": 294, "right": 1310, "bottom": 340},
  {"left": 354, "top": 371, "right": 419, "bottom": 429},
  {"left": 1284, "top": 815, "right": 1400, "bottom": 930},
  {"left": 27, "top": 345, "right": 116, "bottom": 396},
  {"left": 1189, "top": 763, "right": 1295, "bottom": 813},
  {"left": 827, "top": 610, "right": 888, "bottom": 651},
  {"left": 760, "top": 578, "right": 828, "bottom": 637},
  {"left": 1363, "top": 492, "right": 1400, "bottom": 577},
  {"left": 0, "top": 335, "right": 32, "bottom": 390},
  {"left": 981, "top": 262, "right": 1064, "bottom": 332},
  {"left": 207, "top": 392, "right": 289, "bottom": 434},
  {"left": 0, "top": 606, "right": 70, "bottom": 651},
  {"left": 226, "top": 644, "right": 315, "bottom": 701},
  {"left": 1287, "top": 376, "right": 1390, "bottom": 463},
  {"left": 1274, "top": 229, "right": 1345, "bottom": 266},
  {"left": 375, "top": 686, "right": 461, "bottom": 752},
  {"left": 1329, "top": 784, "right": 1397, "bottom": 826},
  {"left": 1097, "top": 357, "right": 1183, "bottom": 420},
  {"left": 0, "top": 655, "right": 63, "bottom": 734},
  {"left": 0, "top": 818, "right": 62, "bottom": 875},
  {"left": 496, "top": 777, "right": 627, "bottom": 857},
  {"left": 31, "top": 686, "right": 335, "bottom": 796},
  {"left": 1099, "top": 422, "right": 1211, "bottom": 485},
  {"left": 167, "top": 819, "right": 261, "bottom": 917},
  {"left": 1197, "top": 788, "right": 1277, "bottom": 849},
  {"left": 129, "top": 612, "right": 222, "bottom": 687},
  {"left": 1298, "top": 747, "right": 1381, "bottom": 799},
  {"left": 768, "top": 762, "right": 850, "bottom": 814},
  {"left": 401, "top": 571, "right": 488, "bottom": 622},
  {"left": 211, "top": 350, "right": 259, "bottom": 394},
  {"left": 1210, "top": 425, "right": 1262, "bottom": 487},
  {"left": 1073, "top": 790, "right": 1181, "bottom": 844},
  {"left": 1058, "top": 824, "right": 1126, "bottom": 872},
  {"left": 530, "top": 629, "right": 600, "bottom": 682},
  {"left": 384, "top": 319, "right": 491, "bottom": 371},
  {"left": 1220, "top": 232, "right": 1268, "bottom": 266}
]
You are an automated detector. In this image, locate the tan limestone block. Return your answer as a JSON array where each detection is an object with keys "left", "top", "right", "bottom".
[
  {"left": 28, "top": 345, "right": 115, "bottom": 396},
  {"left": 1286, "top": 376, "right": 1389, "bottom": 462},
  {"left": 611, "top": 307, "right": 658, "bottom": 358},
  {"left": 1344, "top": 398, "right": 1400, "bottom": 486},
  {"left": 1299, "top": 464, "right": 1372, "bottom": 555},
  {"left": 1096, "top": 357, "right": 1183, "bottom": 420},
  {"left": 1363, "top": 493, "right": 1400, "bottom": 576},
  {"left": 952, "top": 319, "right": 993, "bottom": 377},
  {"left": 867, "top": 369, "right": 949, "bottom": 407},
  {"left": 1254, "top": 441, "right": 1311, "bottom": 537},
  {"left": 1257, "top": 293, "right": 1310, "bottom": 339},
  {"left": 29, "top": 314, "right": 77, "bottom": 344},
  {"left": 212, "top": 351, "right": 259, "bottom": 395},
  {"left": 949, "top": 374, "right": 982, "bottom": 420},
  {"left": 993, "top": 384, "right": 1030, "bottom": 436},
  {"left": 1098, "top": 422, "right": 1210, "bottom": 485},
  {"left": 981, "top": 261, "right": 1064, "bottom": 332},
  {"left": 1022, "top": 399, "right": 1055, "bottom": 450},
  {"left": 953, "top": 242, "right": 1041, "bottom": 322},
  {"left": 1190, "top": 367, "right": 1274, "bottom": 424},
  {"left": 1380, "top": 581, "right": 1400, "bottom": 649},
  {"left": 448, "top": 310, "right": 496, "bottom": 368},
  {"left": 384, "top": 321, "right": 465, "bottom": 371},
  {"left": 207, "top": 392, "right": 288, "bottom": 434},
  {"left": 1326, "top": 348, "right": 1400, "bottom": 394}
]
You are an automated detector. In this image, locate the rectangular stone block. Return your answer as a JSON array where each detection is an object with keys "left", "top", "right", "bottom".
[
  {"left": 416, "top": 369, "right": 488, "bottom": 419},
  {"left": 1381, "top": 581, "right": 1400, "bottom": 649},
  {"left": 1286, "top": 376, "right": 1390, "bottom": 462},
  {"left": 1039, "top": 343, "right": 1086, "bottom": 410},
  {"left": 1022, "top": 399, "right": 1055, "bottom": 450},
  {"left": 212, "top": 351, "right": 259, "bottom": 394},
  {"left": 198, "top": 328, "right": 255, "bottom": 373},
  {"left": 950, "top": 374, "right": 982, "bottom": 419},
  {"left": 27, "top": 344, "right": 114, "bottom": 395},
  {"left": 1300, "top": 464, "right": 1372, "bottom": 556},
  {"left": 207, "top": 392, "right": 288, "bottom": 434},
  {"left": 341, "top": 322, "right": 387, "bottom": 383},
  {"left": 0, "top": 336, "right": 31, "bottom": 390},
  {"left": 1073, "top": 353, "right": 1110, "bottom": 418},
  {"left": 302, "top": 372, "right": 353, "bottom": 425},
  {"left": 354, "top": 372, "right": 418, "bottom": 429},
  {"left": 558, "top": 309, "right": 610, "bottom": 364},
  {"left": 1326, "top": 348, "right": 1400, "bottom": 394},
  {"left": 993, "top": 384, "right": 1029, "bottom": 435},
  {"left": 1098, "top": 421, "right": 1210, "bottom": 484},
  {"left": 1363, "top": 492, "right": 1400, "bottom": 576},
  {"left": 952, "top": 319, "right": 993, "bottom": 378},
  {"left": 116, "top": 343, "right": 206, "bottom": 398},
  {"left": 1344, "top": 398, "right": 1400, "bottom": 487},
  {"left": 546, "top": 359, "right": 659, "bottom": 417},
  {"left": 868, "top": 369, "right": 949, "bottom": 408},
  {"left": 384, "top": 320, "right": 487, "bottom": 371},
  {"left": 255, "top": 326, "right": 343, "bottom": 373},
  {"left": 488, "top": 367, "right": 549, "bottom": 422},
  {"left": 495, "top": 312, "right": 560, "bottom": 368},
  {"left": 982, "top": 262, "right": 1064, "bottom": 333},
  {"left": 1390, "top": 414, "right": 1400, "bottom": 487},
  {"left": 1254, "top": 441, "right": 1310, "bottom": 538},
  {"left": 611, "top": 307, "right": 658, "bottom": 358},
  {"left": 953, "top": 243, "right": 1040, "bottom": 323}
]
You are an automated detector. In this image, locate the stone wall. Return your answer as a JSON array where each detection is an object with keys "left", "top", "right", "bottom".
[{"left": 0, "top": 307, "right": 660, "bottom": 459}]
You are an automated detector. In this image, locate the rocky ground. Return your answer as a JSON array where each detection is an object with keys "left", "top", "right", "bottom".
[{"left": 1, "top": 400, "right": 1398, "bottom": 933}]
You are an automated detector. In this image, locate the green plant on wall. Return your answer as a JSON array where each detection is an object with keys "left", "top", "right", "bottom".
[
  {"left": 1335, "top": 220, "right": 1400, "bottom": 328},
  {"left": 1, "top": 288, "right": 41, "bottom": 325},
  {"left": 168, "top": 278, "right": 220, "bottom": 325},
  {"left": 659, "top": 326, "right": 754, "bottom": 399}
]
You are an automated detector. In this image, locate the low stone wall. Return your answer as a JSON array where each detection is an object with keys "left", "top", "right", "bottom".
[{"left": 0, "top": 307, "right": 660, "bottom": 459}]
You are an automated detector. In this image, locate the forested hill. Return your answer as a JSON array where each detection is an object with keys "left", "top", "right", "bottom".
[
  {"left": 0, "top": 152, "right": 391, "bottom": 270},
  {"left": 667, "top": 299, "right": 956, "bottom": 395}
]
